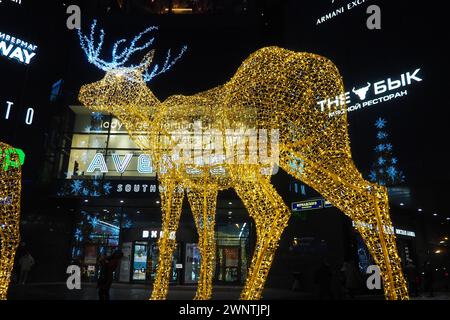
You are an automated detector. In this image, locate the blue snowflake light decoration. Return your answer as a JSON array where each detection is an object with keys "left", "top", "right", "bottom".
[
  {"left": 377, "top": 131, "right": 388, "bottom": 140},
  {"left": 375, "top": 117, "right": 387, "bottom": 129},
  {"left": 103, "top": 182, "right": 112, "bottom": 195},
  {"left": 375, "top": 144, "right": 386, "bottom": 152},
  {"left": 368, "top": 170, "right": 377, "bottom": 182},
  {"left": 91, "top": 112, "right": 104, "bottom": 121},
  {"left": 91, "top": 190, "right": 101, "bottom": 197},
  {"left": 71, "top": 180, "right": 83, "bottom": 194},
  {"left": 387, "top": 166, "right": 398, "bottom": 180},
  {"left": 378, "top": 157, "right": 386, "bottom": 165},
  {"left": 74, "top": 229, "right": 83, "bottom": 242},
  {"left": 385, "top": 143, "right": 393, "bottom": 152}
]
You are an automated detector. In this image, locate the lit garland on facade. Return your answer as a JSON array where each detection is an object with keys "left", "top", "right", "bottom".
[
  {"left": 0, "top": 142, "right": 22, "bottom": 300},
  {"left": 78, "top": 21, "right": 408, "bottom": 300}
]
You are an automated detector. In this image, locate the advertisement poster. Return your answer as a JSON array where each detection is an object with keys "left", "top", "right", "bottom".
[
  {"left": 132, "top": 242, "right": 148, "bottom": 281},
  {"left": 83, "top": 244, "right": 97, "bottom": 265},
  {"left": 119, "top": 242, "right": 132, "bottom": 283}
]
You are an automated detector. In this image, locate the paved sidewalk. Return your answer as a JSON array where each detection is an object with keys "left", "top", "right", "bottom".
[
  {"left": 8, "top": 282, "right": 449, "bottom": 300},
  {"left": 6, "top": 282, "right": 367, "bottom": 300}
]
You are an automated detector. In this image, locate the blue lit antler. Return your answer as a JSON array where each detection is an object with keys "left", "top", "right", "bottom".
[
  {"left": 78, "top": 20, "right": 158, "bottom": 71},
  {"left": 78, "top": 20, "right": 187, "bottom": 80},
  {"left": 143, "top": 46, "right": 188, "bottom": 82}
]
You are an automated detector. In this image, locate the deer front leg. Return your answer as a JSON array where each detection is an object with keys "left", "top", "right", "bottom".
[
  {"left": 150, "top": 180, "right": 184, "bottom": 300},
  {"left": 235, "top": 179, "right": 291, "bottom": 300},
  {"left": 187, "top": 188, "right": 218, "bottom": 300}
]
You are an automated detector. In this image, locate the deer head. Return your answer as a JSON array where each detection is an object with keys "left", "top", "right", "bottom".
[{"left": 78, "top": 20, "right": 187, "bottom": 119}]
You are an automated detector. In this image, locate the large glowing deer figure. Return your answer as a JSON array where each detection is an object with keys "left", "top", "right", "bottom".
[
  {"left": 0, "top": 143, "right": 22, "bottom": 300},
  {"left": 77, "top": 21, "right": 408, "bottom": 300}
]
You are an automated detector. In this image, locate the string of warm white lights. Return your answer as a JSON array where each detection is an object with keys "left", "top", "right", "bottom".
[
  {"left": 78, "top": 21, "right": 408, "bottom": 300},
  {"left": 0, "top": 142, "right": 22, "bottom": 300},
  {"left": 187, "top": 187, "right": 217, "bottom": 300}
]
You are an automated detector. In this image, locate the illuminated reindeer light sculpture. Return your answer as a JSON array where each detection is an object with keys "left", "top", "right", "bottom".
[
  {"left": 77, "top": 21, "right": 408, "bottom": 300},
  {"left": 0, "top": 143, "right": 22, "bottom": 300}
]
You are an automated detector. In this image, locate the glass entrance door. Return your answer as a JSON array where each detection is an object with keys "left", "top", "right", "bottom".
[{"left": 217, "top": 246, "right": 241, "bottom": 283}]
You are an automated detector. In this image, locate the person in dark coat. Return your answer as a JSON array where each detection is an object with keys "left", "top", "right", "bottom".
[
  {"left": 97, "top": 250, "right": 123, "bottom": 300},
  {"left": 405, "top": 259, "right": 419, "bottom": 297},
  {"left": 423, "top": 261, "right": 434, "bottom": 297},
  {"left": 314, "top": 260, "right": 334, "bottom": 300}
]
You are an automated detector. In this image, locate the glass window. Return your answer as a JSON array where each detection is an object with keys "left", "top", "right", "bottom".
[
  {"left": 71, "top": 134, "right": 108, "bottom": 149},
  {"left": 107, "top": 134, "right": 139, "bottom": 149},
  {"left": 185, "top": 243, "right": 201, "bottom": 283},
  {"left": 64, "top": 108, "right": 156, "bottom": 178}
]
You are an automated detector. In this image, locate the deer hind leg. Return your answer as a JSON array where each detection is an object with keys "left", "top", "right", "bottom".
[
  {"left": 282, "top": 154, "right": 408, "bottom": 300},
  {"left": 150, "top": 180, "right": 184, "bottom": 300},
  {"left": 235, "top": 178, "right": 291, "bottom": 300},
  {"left": 0, "top": 159, "right": 21, "bottom": 300},
  {"left": 187, "top": 188, "right": 218, "bottom": 300}
]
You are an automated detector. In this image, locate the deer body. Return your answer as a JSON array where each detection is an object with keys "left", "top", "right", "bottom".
[{"left": 78, "top": 22, "right": 408, "bottom": 300}]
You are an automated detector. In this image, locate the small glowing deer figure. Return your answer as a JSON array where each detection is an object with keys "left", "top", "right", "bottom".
[
  {"left": 0, "top": 143, "right": 22, "bottom": 300},
  {"left": 77, "top": 21, "right": 408, "bottom": 300}
]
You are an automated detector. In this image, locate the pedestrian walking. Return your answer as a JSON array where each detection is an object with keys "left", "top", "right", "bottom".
[
  {"left": 341, "top": 260, "right": 360, "bottom": 299},
  {"left": 97, "top": 250, "right": 123, "bottom": 300},
  {"left": 423, "top": 261, "right": 434, "bottom": 297},
  {"left": 18, "top": 251, "right": 35, "bottom": 285},
  {"left": 314, "top": 259, "right": 334, "bottom": 300}
]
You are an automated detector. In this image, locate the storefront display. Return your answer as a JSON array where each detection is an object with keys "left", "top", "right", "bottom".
[{"left": 184, "top": 243, "right": 201, "bottom": 284}]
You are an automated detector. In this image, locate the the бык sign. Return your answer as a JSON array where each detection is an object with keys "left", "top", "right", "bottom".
[{"left": 0, "top": 31, "right": 37, "bottom": 65}]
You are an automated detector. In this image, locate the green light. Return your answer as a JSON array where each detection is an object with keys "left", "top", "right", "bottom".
[{"left": 0, "top": 148, "right": 25, "bottom": 171}]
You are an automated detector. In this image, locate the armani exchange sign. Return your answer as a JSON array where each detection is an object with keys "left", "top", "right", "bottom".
[{"left": 0, "top": 31, "right": 37, "bottom": 65}]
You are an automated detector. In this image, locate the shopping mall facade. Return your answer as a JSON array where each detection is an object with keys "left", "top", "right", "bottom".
[{"left": 29, "top": 101, "right": 423, "bottom": 292}]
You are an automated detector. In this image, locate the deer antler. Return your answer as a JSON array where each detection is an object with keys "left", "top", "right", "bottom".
[
  {"left": 143, "top": 46, "right": 188, "bottom": 82},
  {"left": 78, "top": 20, "right": 158, "bottom": 71},
  {"left": 78, "top": 20, "right": 187, "bottom": 80}
]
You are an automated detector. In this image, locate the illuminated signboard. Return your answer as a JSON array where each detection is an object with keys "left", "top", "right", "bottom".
[
  {"left": 316, "top": 0, "right": 371, "bottom": 25},
  {"left": 292, "top": 198, "right": 334, "bottom": 212},
  {"left": 324, "top": 200, "right": 333, "bottom": 208},
  {"left": 55, "top": 179, "right": 159, "bottom": 198},
  {"left": 2, "top": 0, "right": 23, "bottom": 4},
  {"left": 0, "top": 147, "right": 25, "bottom": 171},
  {"left": 2, "top": 100, "right": 35, "bottom": 125},
  {"left": 142, "top": 230, "right": 176, "bottom": 240},
  {"left": 0, "top": 31, "right": 37, "bottom": 65},
  {"left": 292, "top": 199, "right": 323, "bottom": 212},
  {"left": 395, "top": 229, "right": 416, "bottom": 238},
  {"left": 318, "top": 68, "right": 423, "bottom": 117},
  {"left": 351, "top": 221, "right": 415, "bottom": 238}
]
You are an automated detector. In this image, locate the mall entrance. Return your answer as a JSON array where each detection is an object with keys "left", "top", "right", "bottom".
[{"left": 68, "top": 196, "right": 252, "bottom": 285}]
